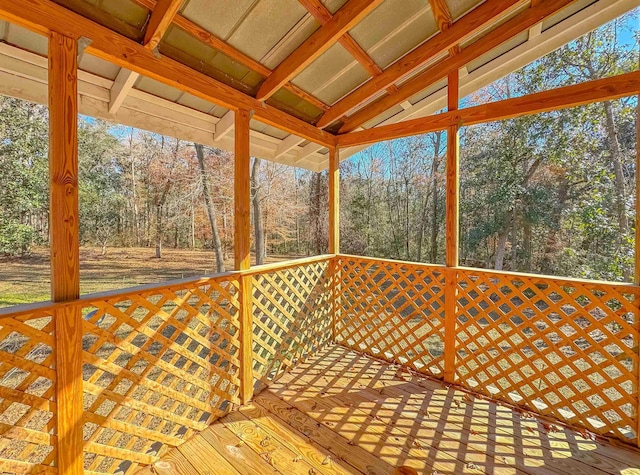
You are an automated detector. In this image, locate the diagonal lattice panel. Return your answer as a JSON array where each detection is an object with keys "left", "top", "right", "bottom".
[
  {"left": 251, "top": 259, "right": 333, "bottom": 391},
  {"left": 455, "top": 268, "right": 639, "bottom": 442},
  {"left": 0, "top": 310, "right": 57, "bottom": 474},
  {"left": 81, "top": 275, "right": 241, "bottom": 474},
  {"left": 335, "top": 256, "right": 445, "bottom": 378}
]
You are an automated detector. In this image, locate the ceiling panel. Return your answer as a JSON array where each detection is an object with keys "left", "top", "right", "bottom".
[
  {"left": 446, "top": 0, "right": 485, "bottom": 21},
  {"left": 350, "top": 0, "right": 437, "bottom": 69},
  {"left": 227, "top": 0, "right": 313, "bottom": 63},
  {"left": 292, "top": 42, "right": 370, "bottom": 104},
  {"left": 180, "top": 0, "right": 256, "bottom": 40}
]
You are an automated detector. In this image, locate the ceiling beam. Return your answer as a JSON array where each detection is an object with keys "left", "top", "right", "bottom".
[
  {"left": 315, "top": 0, "right": 521, "bottom": 128},
  {"left": 0, "top": 0, "right": 336, "bottom": 147},
  {"left": 338, "top": 0, "right": 577, "bottom": 133},
  {"left": 326, "top": 0, "right": 634, "bottom": 167},
  {"left": 213, "top": 110, "right": 235, "bottom": 142},
  {"left": 133, "top": 0, "right": 329, "bottom": 111},
  {"left": 144, "top": 0, "right": 183, "bottom": 49},
  {"left": 108, "top": 68, "right": 139, "bottom": 114},
  {"left": 337, "top": 69, "right": 640, "bottom": 147},
  {"left": 297, "top": 0, "right": 397, "bottom": 94},
  {"left": 110, "top": 0, "right": 181, "bottom": 116},
  {"left": 295, "top": 142, "right": 324, "bottom": 163},
  {"left": 256, "top": 0, "right": 385, "bottom": 101},
  {"left": 274, "top": 134, "right": 306, "bottom": 160}
]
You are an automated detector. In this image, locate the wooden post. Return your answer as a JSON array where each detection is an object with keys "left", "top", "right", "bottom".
[
  {"left": 49, "top": 31, "right": 83, "bottom": 475},
  {"left": 235, "top": 109, "right": 253, "bottom": 404},
  {"left": 444, "top": 70, "right": 460, "bottom": 384},
  {"left": 328, "top": 145, "right": 340, "bottom": 339}
]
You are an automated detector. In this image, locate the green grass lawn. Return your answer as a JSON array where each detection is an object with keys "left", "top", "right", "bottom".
[{"left": 0, "top": 246, "right": 299, "bottom": 308}]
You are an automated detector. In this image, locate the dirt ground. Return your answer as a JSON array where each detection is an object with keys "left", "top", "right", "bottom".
[{"left": 0, "top": 246, "right": 299, "bottom": 307}]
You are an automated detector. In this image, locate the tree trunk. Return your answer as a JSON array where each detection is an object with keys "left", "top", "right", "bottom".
[
  {"left": 540, "top": 177, "right": 570, "bottom": 274},
  {"left": 195, "top": 143, "right": 225, "bottom": 273},
  {"left": 155, "top": 203, "right": 162, "bottom": 258},
  {"left": 251, "top": 156, "right": 265, "bottom": 265},
  {"left": 191, "top": 202, "right": 195, "bottom": 249},
  {"left": 494, "top": 214, "right": 510, "bottom": 271},
  {"left": 602, "top": 100, "right": 630, "bottom": 280},
  {"left": 523, "top": 221, "right": 532, "bottom": 272},
  {"left": 429, "top": 132, "right": 444, "bottom": 263},
  {"left": 128, "top": 129, "right": 141, "bottom": 246}
]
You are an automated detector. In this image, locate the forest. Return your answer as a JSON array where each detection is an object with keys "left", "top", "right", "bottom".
[{"left": 0, "top": 13, "right": 638, "bottom": 283}]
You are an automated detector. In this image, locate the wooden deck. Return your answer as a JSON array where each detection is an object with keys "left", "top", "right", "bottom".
[{"left": 141, "top": 345, "right": 640, "bottom": 475}]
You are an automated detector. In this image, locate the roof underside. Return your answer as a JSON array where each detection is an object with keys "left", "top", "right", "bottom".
[{"left": 0, "top": 0, "right": 634, "bottom": 171}]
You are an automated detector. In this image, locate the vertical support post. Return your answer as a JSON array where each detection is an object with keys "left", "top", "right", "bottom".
[
  {"left": 328, "top": 145, "right": 340, "bottom": 339},
  {"left": 235, "top": 109, "right": 253, "bottom": 404},
  {"left": 444, "top": 70, "right": 460, "bottom": 384},
  {"left": 49, "top": 31, "right": 83, "bottom": 474}
]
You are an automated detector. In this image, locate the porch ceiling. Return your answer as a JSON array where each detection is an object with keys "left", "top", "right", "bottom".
[{"left": 0, "top": 0, "right": 635, "bottom": 171}]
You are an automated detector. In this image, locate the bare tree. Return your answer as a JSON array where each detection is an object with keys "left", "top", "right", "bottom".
[
  {"left": 251, "top": 156, "right": 265, "bottom": 265},
  {"left": 195, "top": 143, "right": 225, "bottom": 273}
]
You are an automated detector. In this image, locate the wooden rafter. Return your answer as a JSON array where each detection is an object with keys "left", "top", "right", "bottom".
[
  {"left": 214, "top": 110, "right": 235, "bottom": 142},
  {"left": 337, "top": 69, "right": 640, "bottom": 147},
  {"left": 0, "top": 0, "right": 336, "bottom": 147},
  {"left": 297, "top": 0, "right": 397, "bottom": 95},
  {"left": 338, "top": 0, "right": 577, "bottom": 133},
  {"left": 429, "top": 0, "right": 454, "bottom": 29},
  {"left": 110, "top": 0, "right": 182, "bottom": 115},
  {"left": 144, "top": 0, "right": 183, "bottom": 49},
  {"left": 315, "top": 0, "right": 521, "bottom": 128},
  {"left": 132, "top": 0, "right": 328, "bottom": 112},
  {"left": 109, "top": 68, "right": 138, "bottom": 114},
  {"left": 428, "top": 0, "right": 460, "bottom": 55},
  {"left": 256, "top": 0, "right": 385, "bottom": 101}
]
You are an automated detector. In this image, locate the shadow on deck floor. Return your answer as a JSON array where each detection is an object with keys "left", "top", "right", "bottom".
[{"left": 139, "top": 344, "right": 640, "bottom": 475}]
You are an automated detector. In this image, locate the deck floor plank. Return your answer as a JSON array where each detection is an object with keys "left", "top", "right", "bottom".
[
  {"left": 270, "top": 366, "right": 526, "bottom": 474},
  {"left": 142, "top": 344, "right": 640, "bottom": 475},
  {"left": 255, "top": 390, "right": 397, "bottom": 475},
  {"left": 236, "top": 402, "right": 366, "bottom": 474},
  {"left": 152, "top": 448, "right": 202, "bottom": 475},
  {"left": 284, "top": 348, "right": 617, "bottom": 475},
  {"left": 199, "top": 422, "right": 281, "bottom": 475},
  {"left": 220, "top": 408, "right": 325, "bottom": 475},
  {"left": 177, "top": 434, "right": 240, "bottom": 475},
  {"left": 277, "top": 353, "right": 613, "bottom": 475},
  {"left": 302, "top": 346, "right": 640, "bottom": 474},
  {"left": 263, "top": 383, "right": 484, "bottom": 474}
]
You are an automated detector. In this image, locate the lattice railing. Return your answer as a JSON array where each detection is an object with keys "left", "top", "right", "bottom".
[
  {"left": 250, "top": 258, "right": 333, "bottom": 391},
  {"left": 0, "top": 254, "right": 638, "bottom": 473},
  {"left": 335, "top": 255, "right": 446, "bottom": 378},
  {"left": 80, "top": 274, "right": 240, "bottom": 473},
  {"left": 333, "top": 255, "right": 639, "bottom": 445},
  {"left": 454, "top": 268, "right": 639, "bottom": 443},
  {"left": 0, "top": 256, "right": 335, "bottom": 474},
  {"left": 0, "top": 309, "right": 56, "bottom": 474}
]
